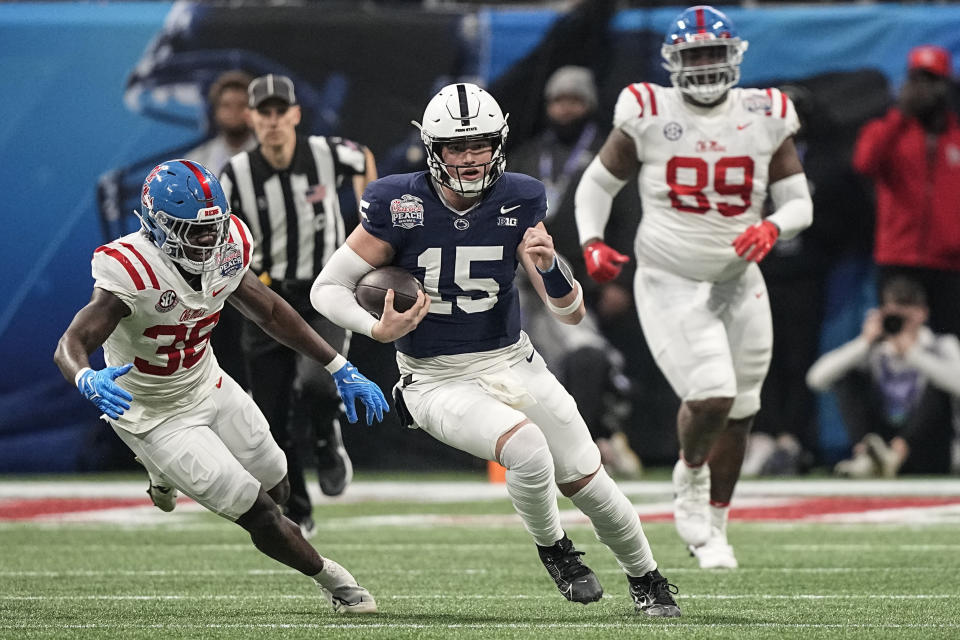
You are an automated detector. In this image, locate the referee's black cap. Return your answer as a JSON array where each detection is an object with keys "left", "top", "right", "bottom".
[{"left": 248, "top": 74, "right": 297, "bottom": 108}]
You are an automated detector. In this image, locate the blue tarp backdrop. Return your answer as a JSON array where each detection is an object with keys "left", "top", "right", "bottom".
[{"left": 3, "top": 2, "right": 960, "bottom": 471}]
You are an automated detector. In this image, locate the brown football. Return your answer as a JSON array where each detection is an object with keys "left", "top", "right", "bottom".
[{"left": 355, "top": 266, "right": 424, "bottom": 317}]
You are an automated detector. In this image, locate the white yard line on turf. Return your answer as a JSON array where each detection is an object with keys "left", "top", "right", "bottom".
[{"left": 2, "top": 478, "right": 960, "bottom": 500}]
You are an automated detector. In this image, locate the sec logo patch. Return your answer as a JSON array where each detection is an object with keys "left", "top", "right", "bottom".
[{"left": 155, "top": 289, "right": 178, "bottom": 312}]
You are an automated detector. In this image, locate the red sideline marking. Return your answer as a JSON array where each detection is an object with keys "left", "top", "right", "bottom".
[
  {"left": 641, "top": 496, "right": 960, "bottom": 522},
  {"left": 0, "top": 497, "right": 151, "bottom": 521}
]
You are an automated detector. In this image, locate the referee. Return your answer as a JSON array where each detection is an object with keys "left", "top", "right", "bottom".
[{"left": 220, "top": 74, "right": 377, "bottom": 537}]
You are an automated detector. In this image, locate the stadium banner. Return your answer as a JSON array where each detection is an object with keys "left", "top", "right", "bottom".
[{"left": 2, "top": 2, "right": 960, "bottom": 471}]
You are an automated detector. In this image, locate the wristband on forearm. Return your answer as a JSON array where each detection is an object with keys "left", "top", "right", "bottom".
[
  {"left": 324, "top": 353, "right": 348, "bottom": 374},
  {"left": 75, "top": 367, "right": 92, "bottom": 388},
  {"left": 536, "top": 255, "right": 575, "bottom": 298}
]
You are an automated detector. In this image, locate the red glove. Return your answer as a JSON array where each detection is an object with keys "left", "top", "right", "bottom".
[
  {"left": 732, "top": 220, "right": 779, "bottom": 263},
  {"left": 583, "top": 241, "right": 630, "bottom": 283}
]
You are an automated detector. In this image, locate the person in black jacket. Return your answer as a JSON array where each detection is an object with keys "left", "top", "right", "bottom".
[{"left": 219, "top": 74, "right": 377, "bottom": 537}]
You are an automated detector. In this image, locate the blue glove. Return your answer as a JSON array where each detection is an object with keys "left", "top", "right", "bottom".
[
  {"left": 76, "top": 363, "right": 134, "bottom": 420},
  {"left": 331, "top": 361, "right": 389, "bottom": 425}
]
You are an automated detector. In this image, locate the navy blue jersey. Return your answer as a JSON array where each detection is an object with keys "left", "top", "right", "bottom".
[{"left": 361, "top": 171, "right": 547, "bottom": 357}]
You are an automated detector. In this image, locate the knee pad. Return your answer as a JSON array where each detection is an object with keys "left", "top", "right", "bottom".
[
  {"left": 499, "top": 424, "right": 553, "bottom": 483},
  {"left": 729, "top": 390, "right": 760, "bottom": 420},
  {"left": 685, "top": 359, "right": 737, "bottom": 402}
]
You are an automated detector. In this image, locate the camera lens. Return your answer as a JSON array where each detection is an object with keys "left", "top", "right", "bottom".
[{"left": 882, "top": 314, "right": 905, "bottom": 335}]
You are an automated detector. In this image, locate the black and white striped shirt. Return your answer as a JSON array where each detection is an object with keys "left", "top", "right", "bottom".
[{"left": 220, "top": 135, "right": 367, "bottom": 282}]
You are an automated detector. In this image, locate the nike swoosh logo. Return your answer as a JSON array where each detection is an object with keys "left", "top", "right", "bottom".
[
  {"left": 211, "top": 285, "right": 228, "bottom": 297},
  {"left": 525, "top": 351, "right": 535, "bottom": 363},
  {"left": 737, "top": 123, "right": 752, "bottom": 130},
  {"left": 340, "top": 373, "right": 366, "bottom": 384},
  {"left": 500, "top": 204, "right": 521, "bottom": 214}
]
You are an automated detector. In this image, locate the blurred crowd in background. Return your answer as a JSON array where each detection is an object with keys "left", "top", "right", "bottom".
[{"left": 4, "top": 0, "right": 960, "bottom": 479}]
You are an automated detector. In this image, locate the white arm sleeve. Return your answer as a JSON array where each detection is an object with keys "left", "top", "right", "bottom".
[
  {"left": 767, "top": 173, "right": 813, "bottom": 240},
  {"left": 310, "top": 244, "right": 378, "bottom": 338},
  {"left": 805, "top": 336, "right": 871, "bottom": 392},
  {"left": 905, "top": 334, "right": 960, "bottom": 397},
  {"left": 574, "top": 156, "right": 628, "bottom": 246}
]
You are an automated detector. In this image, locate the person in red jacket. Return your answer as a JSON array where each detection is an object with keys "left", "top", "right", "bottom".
[{"left": 853, "top": 45, "right": 960, "bottom": 338}]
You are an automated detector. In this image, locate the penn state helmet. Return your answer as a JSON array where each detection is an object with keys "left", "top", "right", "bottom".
[
  {"left": 661, "top": 5, "right": 748, "bottom": 105},
  {"left": 412, "top": 83, "right": 509, "bottom": 197},
  {"left": 136, "top": 159, "right": 231, "bottom": 273}
]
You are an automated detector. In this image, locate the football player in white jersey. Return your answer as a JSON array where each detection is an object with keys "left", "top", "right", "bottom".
[
  {"left": 54, "top": 159, "right": 389, "bottom": 613},
  {"left": 574, "top": 5, "right": 813, "bottom": 569}
]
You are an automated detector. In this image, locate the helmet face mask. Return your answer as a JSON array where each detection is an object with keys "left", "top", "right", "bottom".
[
  {"left": 413, "top": 83, "right": 509, "bottom": 197},
  {"left": 136, "top": 160, "right": 231, "bottom": 274},
  {"left": 661, "top": 6, "right": 748, "bottom": 105}
]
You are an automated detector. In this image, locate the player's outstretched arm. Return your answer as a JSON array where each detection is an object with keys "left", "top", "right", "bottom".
[
  {"left": 230, "top": 270, "right": 339, "bottom": 364},
  {"left": 54, "top": 288, "right": 134, "bottom": 419},
  {"left": 520, "top": 223, "right": 585, "bottom": 325},
  {"left": 230, "top": 270, "right": 388, "bottom": 424},
  {"left": 575, "top": 128, "right": 637, "bottom": 283}
]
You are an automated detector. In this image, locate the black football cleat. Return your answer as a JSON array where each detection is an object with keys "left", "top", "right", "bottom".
[
  {"left": 315, "top": 421, "right": 353, "bottom": 497},
  {"left": 537, "top": 534, "right": 603, "bottom": 604},
  {"left": 628, "top": 568, "right": 681, "bottom": 617}
]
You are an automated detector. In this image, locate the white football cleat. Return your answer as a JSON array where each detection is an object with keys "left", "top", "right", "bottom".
[
  {"left": 135, "top": 456, "right": 178, "bottom": 512},
  {"left": 315, "top": 558, "right": 378, "bottom": 614},
  {"left": 147, "top": 484, "right": 178, "bottom": 513},
  {"left": 689, "top": 528, "right": 738, "bottom": 569},
  {"left": 672, "top": 459, "right": 711, "bottom": 547}
]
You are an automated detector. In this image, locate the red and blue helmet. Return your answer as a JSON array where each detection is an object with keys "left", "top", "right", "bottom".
[
  {"left": 661, "top": 5, "right": 748, "bottom": 105},
  {"left": 136, "top": 159, "right": 231, "bottom": 273}
]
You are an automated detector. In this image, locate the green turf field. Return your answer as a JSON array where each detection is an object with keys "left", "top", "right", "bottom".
[{"left": 2, "top": 476, "right": 959, "bottom": 639}]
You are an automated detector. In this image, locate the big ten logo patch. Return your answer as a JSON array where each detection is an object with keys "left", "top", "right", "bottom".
[
  {"left": 390, "top": 194, "right": 425, "bottom": 229},
  {"left": 497, "top": 217, "right": 517, "bottom": 227},
  {"left": 218, "top": 243, "right": 243, "bottom": 277}
]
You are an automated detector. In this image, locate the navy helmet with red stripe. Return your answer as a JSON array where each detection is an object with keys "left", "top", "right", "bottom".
[
  {"left": 136, "top": 159, "right": 231, "bottom": 273},
  {"left": 661, "top": 5, "right": 748, "bottom": 105}
]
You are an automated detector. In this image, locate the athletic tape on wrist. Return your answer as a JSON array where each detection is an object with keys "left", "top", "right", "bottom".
[
  {"left": 324, "top": 353, "right": 348, "bottom": 374},
  {"left": 546, "top": 283, "right": 583, "bottom": 316}
]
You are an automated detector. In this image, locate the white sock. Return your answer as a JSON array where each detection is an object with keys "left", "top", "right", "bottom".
[
  {"left": 313, "top": 557, "right": 358, "bottom": 589},
  {"left": 569, "top": 466, "right": 656, "bottom": 577},
  {"left": 710, "top": 503, "right": 729, "bottom": 536},
  {"left": 500, "top": 424, "right": 564, "bottom": 547}
]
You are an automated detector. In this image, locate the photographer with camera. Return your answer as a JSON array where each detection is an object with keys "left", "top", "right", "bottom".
[{"left": 806, "top": 276, "right": 960, "bottom": 477}]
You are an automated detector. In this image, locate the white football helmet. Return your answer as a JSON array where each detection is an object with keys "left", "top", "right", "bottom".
[{"left": 412, "top": 83, "right": 509, "bottom": 197}]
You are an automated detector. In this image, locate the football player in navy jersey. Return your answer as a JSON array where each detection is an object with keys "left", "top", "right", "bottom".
[{"left": 312, "top": 83, "right": 680, "bottom": 617}]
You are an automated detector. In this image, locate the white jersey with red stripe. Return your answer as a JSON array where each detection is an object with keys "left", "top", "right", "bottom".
[
  {"left": 91, "top": 215, "right": 254, "bottom": 433},
  {"left": 614, "top": 83, "right": 799, "bottom": 282}
]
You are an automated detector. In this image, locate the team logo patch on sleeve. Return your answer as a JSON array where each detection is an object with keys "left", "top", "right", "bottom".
[
  {"left": 743, "top": 94, "right": 773, "bottom": 114},
  {"left": 218, "top": 243, "right": 243, "bottom": 277},
  {"left": 155, "top": 289, "right": 179, "bottom": 313},
  {"left": 390, "top": 194, "right": 425, "bottom": 229}
]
